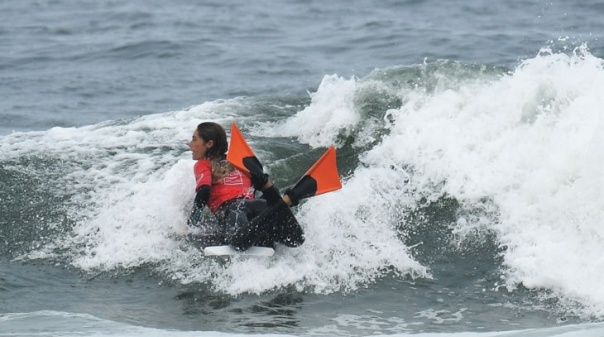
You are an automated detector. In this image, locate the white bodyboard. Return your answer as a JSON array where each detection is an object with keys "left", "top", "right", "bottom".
[{"left": 203, "top": 245, "right": 274, "bottom": 257}]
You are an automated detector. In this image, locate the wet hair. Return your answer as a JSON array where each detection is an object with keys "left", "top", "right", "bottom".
[{"left": 196, "top": 122, "right": 228, "bottom": 160}]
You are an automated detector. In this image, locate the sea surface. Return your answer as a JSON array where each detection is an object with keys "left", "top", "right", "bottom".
[{"left": 3, "top": 0, "right": 604, "bottom": 336}]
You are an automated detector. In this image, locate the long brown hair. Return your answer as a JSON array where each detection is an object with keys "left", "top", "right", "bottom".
[
  {"left": 196, "top": 122, "right": 228, "bottom": 160},
  {"left": 196, "top": 122, "right": 233, "bottom": 182}
]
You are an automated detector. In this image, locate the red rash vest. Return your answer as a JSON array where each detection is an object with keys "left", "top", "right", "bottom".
[{"left": 194, "top": 160, "right": 253, "bottom": 213}]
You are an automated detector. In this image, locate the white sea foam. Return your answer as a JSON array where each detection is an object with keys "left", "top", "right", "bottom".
[
  {"left": 254, "top": 46, "right": 604, "bottom": 315},
  {"left": 261, "top": 74, "right": 361, "bottom": 148},
  {"left": 342, "top": 46, "right": 604, "bottom": 316}
]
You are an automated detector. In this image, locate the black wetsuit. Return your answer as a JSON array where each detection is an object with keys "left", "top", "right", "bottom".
[{"left": 191, "top": 186, "right": 305, "bottom": 251}]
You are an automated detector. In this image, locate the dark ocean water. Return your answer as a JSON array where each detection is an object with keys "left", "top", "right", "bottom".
[{"left": 3, "top": 1, "right": 604, "bottom": 336}]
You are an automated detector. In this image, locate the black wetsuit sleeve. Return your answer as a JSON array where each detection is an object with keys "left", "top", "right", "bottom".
[{"left": 195, "top": 184, "right": 211, "bottom": 209}]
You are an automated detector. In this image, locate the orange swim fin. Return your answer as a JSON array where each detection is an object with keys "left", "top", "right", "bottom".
[
  {"left": 288, "top": 146, "right": 342, "bottom": 200},
  {"left": 227, "top": 122, "right": 342, "bottom": 200},
  {"left": 227, "top": 123, "right": 259, "bottom": 176}
]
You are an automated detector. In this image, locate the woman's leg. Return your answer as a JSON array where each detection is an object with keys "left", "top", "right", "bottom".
[
  {"left": 247, "top": 199, "right": 305, "bottom": 247},
  {"left": 224, "top": 199, "right": 270, "bottom": 251},
  {"left": 222, "top": 195, "right": 305, "bottom": 251}
]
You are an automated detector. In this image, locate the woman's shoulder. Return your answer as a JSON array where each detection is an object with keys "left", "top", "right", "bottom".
[{"left": 194, "top": 159, "right": 212, "bottom": 171}]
